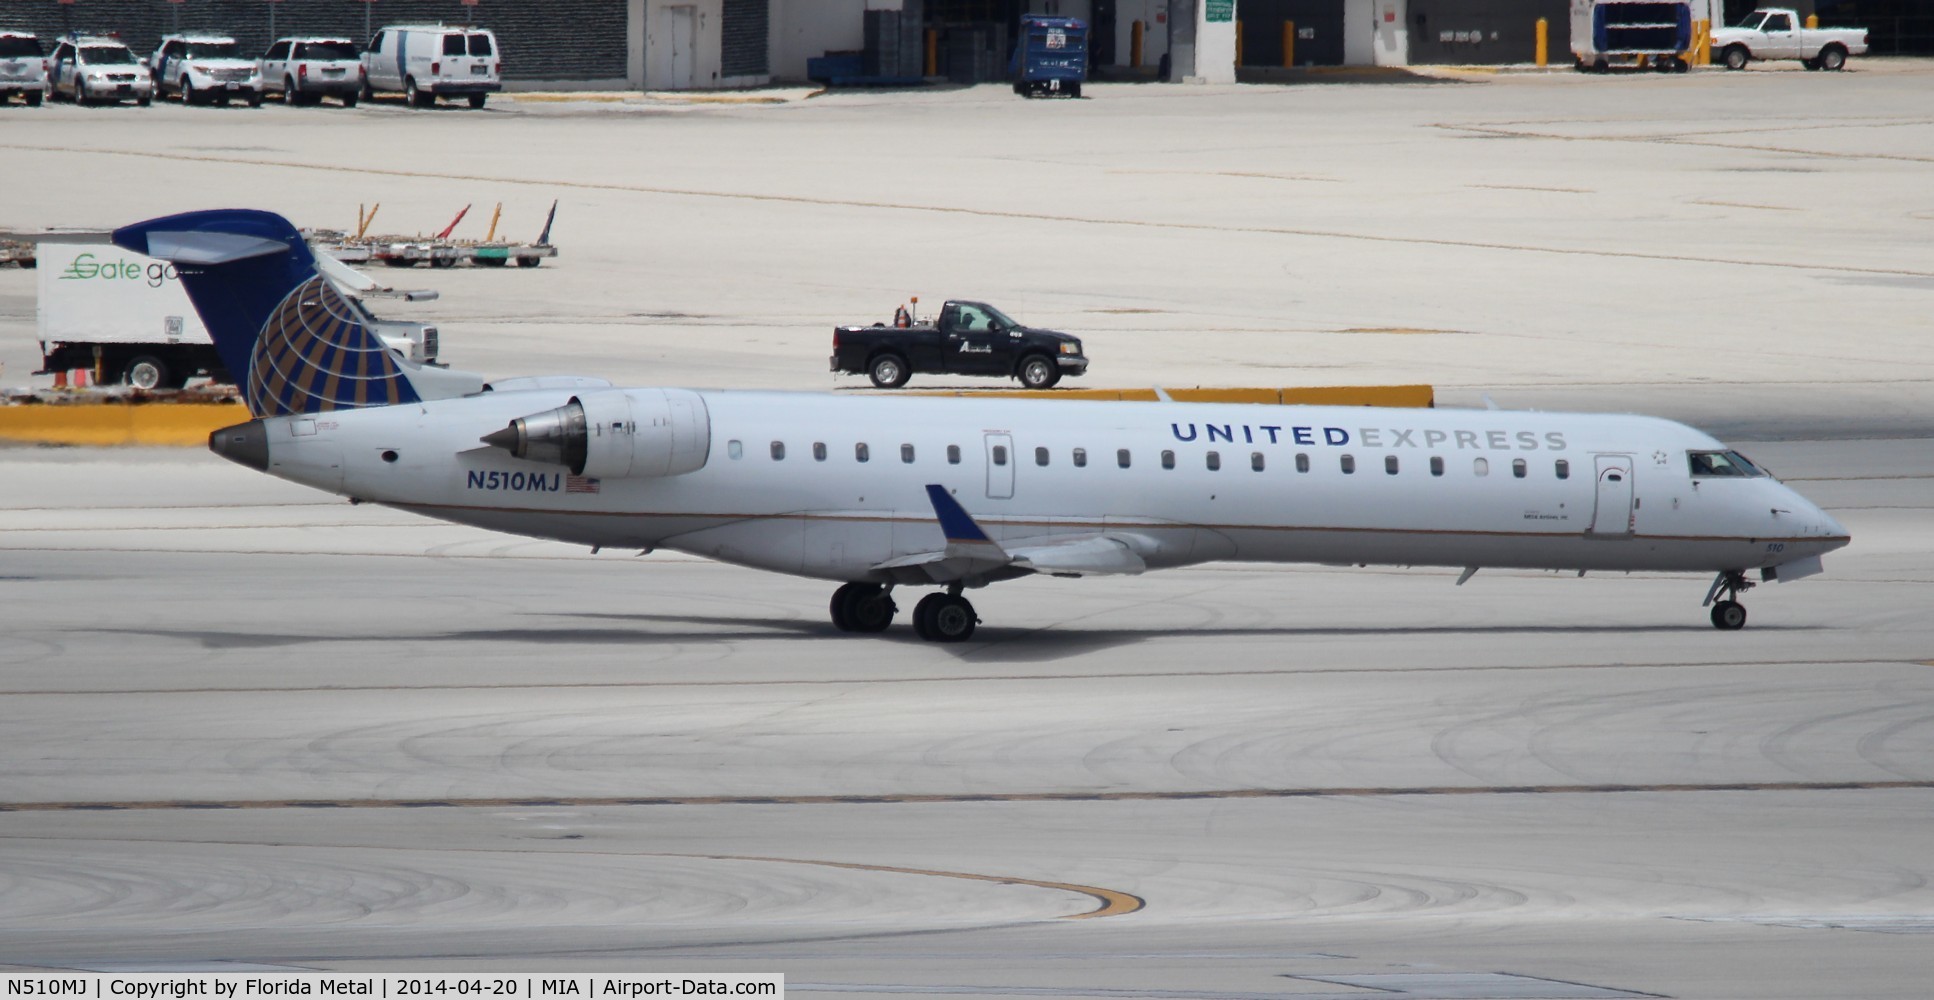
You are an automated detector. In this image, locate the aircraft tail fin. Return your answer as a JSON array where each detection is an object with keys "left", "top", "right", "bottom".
[{"left": 112, "top": 209, "right": 420, "bottom": 418}]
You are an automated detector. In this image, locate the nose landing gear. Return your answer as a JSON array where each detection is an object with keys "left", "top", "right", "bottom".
[{"left": 1704, "top": 570, "right": 1755, "bottom": 630}]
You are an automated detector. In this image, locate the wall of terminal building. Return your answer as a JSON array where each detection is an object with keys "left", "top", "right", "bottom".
[
  {"left": 1403, "top": 0, "right": 1566, "bottom": 65},
  {"left": 3, "top": 0, "right": 630, "bottom": 82}
]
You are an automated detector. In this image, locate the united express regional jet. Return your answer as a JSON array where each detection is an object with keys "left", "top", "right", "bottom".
[{"left": 118, "top": 210, "right": 1851, "bottom": 642}]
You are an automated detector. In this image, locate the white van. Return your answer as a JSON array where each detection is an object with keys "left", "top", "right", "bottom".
[{"left": 361, "top": 25, "right": 499, "bottom": 108}]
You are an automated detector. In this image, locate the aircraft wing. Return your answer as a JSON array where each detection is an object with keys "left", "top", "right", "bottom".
[{"left": 872, "top": 486, "right": 1149, "bottom": 582}]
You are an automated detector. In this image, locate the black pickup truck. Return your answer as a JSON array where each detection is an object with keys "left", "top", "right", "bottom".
[{"left": 830, "top": 300, "right": 1089, "bottom": 389}]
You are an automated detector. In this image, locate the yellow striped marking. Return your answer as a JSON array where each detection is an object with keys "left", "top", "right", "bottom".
[{"left": 0, "top": 403, "right": 244, "bottom": 447}]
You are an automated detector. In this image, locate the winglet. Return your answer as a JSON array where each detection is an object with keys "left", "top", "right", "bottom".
[{"left": 925, "top": 484, "right": 993, "bottom": 543}]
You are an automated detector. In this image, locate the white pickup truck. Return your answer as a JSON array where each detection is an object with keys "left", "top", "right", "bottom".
[{"left": 1713, "top": 8, "right": 1867, "bottom": 71}]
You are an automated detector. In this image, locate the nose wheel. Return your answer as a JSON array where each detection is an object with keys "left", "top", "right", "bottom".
[{"left": 1704, "top": 571, "right": 1754, "bottom": 630}]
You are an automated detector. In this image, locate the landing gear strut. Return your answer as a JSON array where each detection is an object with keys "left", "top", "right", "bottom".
[
  {"left": 830, "top": 582, "right": 896, "bottom": 633},
  {"left": 1704, "top": 570, "right": 1754, "bottom": 630}
]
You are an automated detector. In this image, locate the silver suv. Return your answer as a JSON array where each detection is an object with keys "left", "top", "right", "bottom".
[
  {"left": 259, "top": 36, "right": 361, "bottom": 106},
  {"left": 0, "top": 32, "right": 48, "bottom": 106},
  {"left": 49, "top": 34, "right": 152, "bottom": 106},
  {"left": 151, "top": 33, "right": 262, "bottom": 107}
]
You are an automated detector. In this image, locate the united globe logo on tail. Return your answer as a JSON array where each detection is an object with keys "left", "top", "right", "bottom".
[{"left": 247, "top": 276, "right": 419, "bottom": 416}]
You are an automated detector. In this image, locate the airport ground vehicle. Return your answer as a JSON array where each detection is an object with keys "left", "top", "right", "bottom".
[
  {"left": 0, "top": 31, "right": 49, "bottom": 106},
  {"left": 1713, "top": 8, "right": 1867, "bottom": 70},
  {"left": 259, "top": 36, "right": 362, "bottom": 105},
  {"left": 152, "top": 33, "right": 263, "bottom": 106},
  {"left": 1570, "top": 0, "right": 1693, "bottom": 72},
  {"left": 361, "top": 25, "right": 500, "bottom": 108},
  {"left": 831, "top": 300, "right": 1088, "bottom": 389},
  {"left": 1010, "top": 16, "right": 1086, "bottom": 98},
  {"left": 49, "top": 34, "right": 152, "bottom": 105},
  {"left": 36, "top": 243, "right": 438, "bottom": 389}
]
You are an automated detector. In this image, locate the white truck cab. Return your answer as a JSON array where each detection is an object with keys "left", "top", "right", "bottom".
[
  {"left": 152, "top": 33, "right": 264, "bottom": 106},
  {"left": 0, "top": 31, "right": 49, "bottom": 106},
  {"left": 259, "top": 36, "right": 362, "bottom": 106},
  {"left": 49, "top": 34, "right": 152, "bottom": 106},
  {"left": 361, "top": 25, "right": 500, "bottom": 109}
]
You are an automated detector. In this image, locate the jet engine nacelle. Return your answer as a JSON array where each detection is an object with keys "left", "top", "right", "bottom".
[{"left": 481, "top": 388, "right": 711, "bottom": 479}]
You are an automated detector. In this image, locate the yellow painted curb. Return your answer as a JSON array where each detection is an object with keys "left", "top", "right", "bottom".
[
  {"left": 0, "top": 403, "right": 245, "bottom": 447},
  {"left": 911, "top": 385, "right": 1434, "bottom": 407}
]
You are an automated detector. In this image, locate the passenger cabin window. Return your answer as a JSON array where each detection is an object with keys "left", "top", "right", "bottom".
[
  {"left": 947, "top": 444, "right": 961, "bottom": 465},
  {"left": 1073, "top": 448, "right": 1088, "bottom": 468},
  {"left": 1251, "top": 452, "right": 1265, "bottom": 472},
  {"left": 266, "top": 41, "right": 290, "bottom": 59},
  {"left": 1161, "top": 450, "right": 1176, "bottom": 470},
  {"left": 1117, "top": 449, "right": 1131, "bottom": 469},
  {"left": 1555, "top": 459, "right": 1569, "bottom": 479},
  {"left": 855, "top": 443, "right": 870, "bottom": 462},
  {"left": 813, "top": 442, "right": 827, "bottom": 461},
  {"left": 1474, "top": 457, "right": 1489, "bottom": 476},
  {"left": 1295, "top": 453, "right": 1310, "bottom": 473},
  {"left": 727, "top": 440, "right": 743, "bottom": 460},
  {"left": 1206, "top": 451, "right": 1221, "bottom": 471},
  {"left": 902, "top": 443, "right": 915, "bottom": 463},
  {"left": 1340, "top": 454, "right": 1356, "bottom": 475},
  {"left": 1688, "top": 450, "right": 1767, "bottom": 478},
  {"left": 1765, "top": 12, "right": 1792, "bottom": 31},
  {"left": 1035, "top": 446, "right": 1049, "bottom": 467},
  {"left": 1385, "top": 455, "right": 1399, "bottom": 475},
  {"left": 770, "top": 441, "right": 785, "bottom": 460},
  {"left": 992, "top": 445, "right": 1008, "bottom": 466},
  {"left": 1512, "top": 458, "right": 1527, "bottom": 478},
  {"left": 1430, "top": 456, "right": 1445, "bottom": 477},
  {"left": 468, "top": 33, "right": 495, "bottom": 56},
  {"left": 442, "top": 34, "right": 467, "bottom": 56}
]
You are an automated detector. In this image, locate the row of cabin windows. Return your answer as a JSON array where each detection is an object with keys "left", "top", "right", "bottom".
[{"left": 727, "top": 439, "right": 1573, "bottom": 481}]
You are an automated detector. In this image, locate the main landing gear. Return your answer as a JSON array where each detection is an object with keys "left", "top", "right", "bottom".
[
  {"left": 1704, "top": 570, "right": 1755, "bottom": 630},
  {"left": 828, "top": 582, "right": 980, "bottom": 643}
]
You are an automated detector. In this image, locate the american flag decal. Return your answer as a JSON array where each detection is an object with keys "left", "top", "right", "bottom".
[{"left": 566, "top": 475, "right": 601, "bottom": 494}]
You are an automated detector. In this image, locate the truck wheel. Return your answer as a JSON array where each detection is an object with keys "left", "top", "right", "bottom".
[
  {"left": 1018, "top": 355, "right": 1059, "bottom": 390},
  {"left": 468, "top": 93, "right": 487, "bottom": 109},
  {"left": 1819, "top": 46, "right": 1846, "bottom": 71},
  {"left": 407, "top": 77, "right": 432, "bottom": 108},
  {"left": 25, "top": 90, "right": 41, "bottom": 107},
  {"left": 868, "top": 354, "right": 910, "bottom": 389},
  {"left": 342, "top": 93, "right": 358, "bottom": 108},
  {"left": 1723, "top": 46, "right": 1749, "bottom": 71},
  {"left": 124, "top": 355, "right": 171, "bottom": 391}
]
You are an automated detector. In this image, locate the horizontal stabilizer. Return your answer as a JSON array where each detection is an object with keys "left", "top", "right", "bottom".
[{"left": 138, "top": 230, "right": 290, "bottom": 266}]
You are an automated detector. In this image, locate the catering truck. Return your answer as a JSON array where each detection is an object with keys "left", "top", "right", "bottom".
[
  {"left": 36, "top": 243, "right": 440, "bottom": 389},
  {"left": 1713, "top": 8, "right": 1867, "bottom": 70}
]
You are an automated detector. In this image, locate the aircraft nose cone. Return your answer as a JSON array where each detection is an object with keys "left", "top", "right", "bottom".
[{"left": 209, "top": 419, "right": 269, "bottom": 472}]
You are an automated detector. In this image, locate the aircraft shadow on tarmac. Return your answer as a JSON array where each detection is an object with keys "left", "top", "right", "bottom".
[{"left": 90, "top": 612, "right": 1821, "bottom": 664}]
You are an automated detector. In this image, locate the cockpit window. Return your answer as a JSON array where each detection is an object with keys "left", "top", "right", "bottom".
[{"left": 1688, "top": 450, "right": 1767, "bottom": 478}]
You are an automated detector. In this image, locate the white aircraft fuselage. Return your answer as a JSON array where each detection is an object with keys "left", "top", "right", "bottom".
[{"left": 223, "top": 386, "right": 1848, "bottom": 589}]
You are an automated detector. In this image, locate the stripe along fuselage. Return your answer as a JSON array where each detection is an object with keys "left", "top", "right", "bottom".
[{"left": 235, "top": 388, "right": 1848, "bottom": 597}]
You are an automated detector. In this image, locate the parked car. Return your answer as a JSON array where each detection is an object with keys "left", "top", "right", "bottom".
[
  {"left": 151, "top": 33, "right": 263, "bottom": 106},
  {"left": 361, "top": 24, "right": 500, "bottom": 108},
  {"left": 49, "top": 34, "right": 152, "bottom": 106},
  {"left": 0, "top": 31, "right": 48, "bottom": 106},
  {"left": 831, "top": 300, "right": 1088, "bottom": 389},
  {"left": 260, "top": 36, "right": 362, "bottom": 106},
  {"left": 1713, "top": 8, "right": 1867, "bottom": 71}
]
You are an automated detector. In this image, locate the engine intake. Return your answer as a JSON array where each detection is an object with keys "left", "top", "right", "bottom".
[{"left": 480, "top": 388, "right": 710, "bottom": 478}]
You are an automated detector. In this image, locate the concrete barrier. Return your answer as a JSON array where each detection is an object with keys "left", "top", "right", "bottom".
[{"left": 0, "top": 403, "right": 245, "bottom": 447}]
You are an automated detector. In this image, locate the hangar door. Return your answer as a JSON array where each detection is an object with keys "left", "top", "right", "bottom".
[{"left": 1238, "top": 0, "right": 1345, "bottom": 66}]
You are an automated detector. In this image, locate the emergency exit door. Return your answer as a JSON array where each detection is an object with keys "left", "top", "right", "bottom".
[
  {"left": 1588, "top": 455, "right": 1635, "bottom": 537},
  {"left": 985, "top": 432, "right": 1014, "bottom": 500}
]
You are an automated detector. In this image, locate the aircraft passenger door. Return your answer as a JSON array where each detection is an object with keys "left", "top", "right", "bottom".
[
  {"left": 985, "top": 432, "right": 1014, "bottom": 500},
  {"left": 1588, "top": 455, "right": 1635, "bottom": 538}
]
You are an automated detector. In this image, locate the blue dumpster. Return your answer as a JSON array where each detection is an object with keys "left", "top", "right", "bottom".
[{"left": 1011, "top": 16, "right": 1087, "bottom": 98}]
